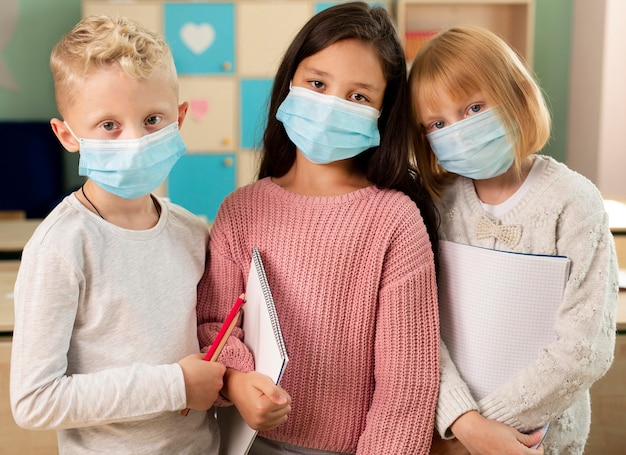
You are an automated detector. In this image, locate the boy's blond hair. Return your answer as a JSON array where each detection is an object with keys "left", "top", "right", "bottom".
[
  {"left": 50, "top": 15, "right": 178, "bottom": 115},
  {"left": 408, "top": 25, "right": 551, "bottom": 200}
]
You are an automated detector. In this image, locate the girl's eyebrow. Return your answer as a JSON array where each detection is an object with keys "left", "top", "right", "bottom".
[
  {"left": 353, "top": 81, "right": 382, "bottom": 94},
  {"left": 418, "top": 110, "right": 439, "bottom": 125},
  {"left": 299, "top": 62, "right": 327, "bottom": 77}
]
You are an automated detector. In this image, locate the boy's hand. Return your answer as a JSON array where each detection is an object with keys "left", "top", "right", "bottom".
[
  {"left": 179, "top": 353, "right": 227, "bottom": 410},
  {"left": 223, "top": 369, "right": 291, "bottom": 431}
]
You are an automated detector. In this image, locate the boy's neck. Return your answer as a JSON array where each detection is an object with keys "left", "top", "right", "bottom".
[{"left": 77, "top": 181, "right": 161, "bottom": 230}]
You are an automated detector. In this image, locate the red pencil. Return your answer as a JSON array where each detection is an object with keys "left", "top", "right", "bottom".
[{"left": 204, "top": 293, "right": 246, "bottom": 361}]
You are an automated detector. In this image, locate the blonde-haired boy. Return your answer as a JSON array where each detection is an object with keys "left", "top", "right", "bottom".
[{"left": 10, "top": 15, "right": 224, "bottom": 453}]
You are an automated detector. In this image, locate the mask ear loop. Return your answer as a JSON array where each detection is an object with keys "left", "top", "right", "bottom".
[{"left": 63, "top": 121, "right": 80, "bottom": 143}]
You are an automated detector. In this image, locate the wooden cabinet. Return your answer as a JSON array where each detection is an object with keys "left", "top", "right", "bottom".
[
  {"left": 169, "top": 153, "right": 236, "bottom": 225},
  {"left": 83, "top": 0, "right": 163, "bottom": 32},
  {"left": 587, "top": 330, "right": 626, "bottom": 454},
  {"left": 395, "top": 0, "right": 535, "bottom": 65},
  {"left": 177, "top": 77, "right": 237, "bottom": 152},
  {"left": 164, "top": 2, "right": 236, "bottom": 75},
  {"left": 2, "top": 260, "right": 59, "bottom": 453}
]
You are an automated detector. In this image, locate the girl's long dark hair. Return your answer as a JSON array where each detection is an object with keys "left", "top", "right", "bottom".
[{"left": 259, "top": 2, "right": 439, "bottom": 261}]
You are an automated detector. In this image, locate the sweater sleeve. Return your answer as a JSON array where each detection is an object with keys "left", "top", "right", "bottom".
[
  {"left": 356, "top": 210, "right": 440, "bottom": 454},
  {"left": 10, "top": 246, "right": 186, "bottom": 430},
  {"left": 477, "top": 209, "right": 618, "bottom": 431},
  {"left": 435, "top": 339, "right": 479, "bottom": 438},
  {"left": 196, "top": 210, "right": 255, "bottom": 376}
]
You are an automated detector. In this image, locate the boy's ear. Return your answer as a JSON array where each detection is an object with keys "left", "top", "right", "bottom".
[
  {"left": 177, "top": 101, "right": 189, "bottom": 129},
  {"left": 50, "top": 118, "right": 79, "bottom": 153}
]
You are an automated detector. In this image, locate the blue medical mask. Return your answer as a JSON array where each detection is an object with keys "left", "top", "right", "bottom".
[
  {"left": 276, "top": 85, "right": 381, "bottom": 164},
  {"left": 426, "top": 107, "right": 515, "bottom": 180},
  {"left": 66, "top": 122, "right": 186, "bottom": 199}
]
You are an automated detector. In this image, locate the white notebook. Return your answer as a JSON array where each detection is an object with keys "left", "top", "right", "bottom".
[
  {"left": 438, "top": 240, "right": 570, "bottom": 401},
  {"left": 218, "top": 247, "right": 289, "bottom": 455}
]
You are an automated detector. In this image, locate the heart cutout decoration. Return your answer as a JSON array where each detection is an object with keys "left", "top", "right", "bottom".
[
  {"left": 180, "top": 22, "right": 215, "bottom": 55},
  {"left": 190, "top": 98, "right": 210, "bottom": 121}
]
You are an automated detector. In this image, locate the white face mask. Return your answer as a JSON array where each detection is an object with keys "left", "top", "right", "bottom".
[
  {"left": 276, "top": 85, "right": 381, "bottom": 164},
  {"left": 426, "top": 107, "right": 515, "bottom": 180},
  {"left": 65, "top": 122, "right": 186, "bottom": 199}
]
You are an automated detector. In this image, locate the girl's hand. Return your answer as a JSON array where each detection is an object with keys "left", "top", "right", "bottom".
[
  {"left": 450, "top": 411, "right": 544, "bottom": 455},
  {"left": 223, "top": 369, "right": 291, "bottom": 431}
]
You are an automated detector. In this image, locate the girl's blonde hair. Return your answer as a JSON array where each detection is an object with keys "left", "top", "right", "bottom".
[
  {"left": 50, "top": 15, "right": 178, "bottom": 115},
  {"left": 408, "top": 25, "right": 551, "bottom": 200}
]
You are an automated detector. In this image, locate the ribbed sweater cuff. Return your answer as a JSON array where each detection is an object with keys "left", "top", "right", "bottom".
[
  {"left": 478, "top": 395, "right": 523, "bottom": 430},
  {"left": 436, "top": 388, "right": 478, "bottom": 438}
]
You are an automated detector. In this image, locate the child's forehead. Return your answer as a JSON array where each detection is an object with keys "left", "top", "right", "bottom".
[
  {"left": 63, "top": 65, "right": 177, "bottom": 117},
  {"left": 418, "top": 63, "right": 485, "bottom": 98},
  {"left": 81, "top": 63, "right": 176, "bottom": 93},
  {"left": 416, "top": 80, "right": 465, "bottom": 110},
  {"left": 92, "top": 60, "right": 175, "bottom": 82}
]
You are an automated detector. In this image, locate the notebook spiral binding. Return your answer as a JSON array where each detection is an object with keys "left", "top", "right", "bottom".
[{"left": 251, "top": 247, "right": 288, "bottom": 358}]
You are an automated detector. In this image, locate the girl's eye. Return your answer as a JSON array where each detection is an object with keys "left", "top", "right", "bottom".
[
  {"left": 424, "top": 120, "right": 446, "bottom": 134},
  {"left": 351, "top": 93, "right": 370, "bottom": 103},
  {"left": 101, "top": 121, "right": 117, "bottom": 131},
  {"left": 468, "top": 104, "right": 483, "bottom": 115},
  {"left": 310, "top": 80, "right": 324, "bottom": 90},
  {"left": 145, "top": 115, "right": 162, "bottom": 126}
]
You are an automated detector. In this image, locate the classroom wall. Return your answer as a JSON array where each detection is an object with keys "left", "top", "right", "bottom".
[
  {"left": 0, "top": 0, "right": 81, "bottom": 120},
  {"left": 567, "top": 0, "right": 626, "bottom": 199},
  {"left": 0, "top": 0, "right": 82, "bottom": 193},
  {"left": 0, "top": 0, "right": 579, "bottom": 194},
  {"left": 533, "top": 0, "right": 572, "bottom": 165}
]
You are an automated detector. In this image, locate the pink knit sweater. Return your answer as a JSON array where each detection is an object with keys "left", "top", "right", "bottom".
[{"left": 197, "top": 177, "right": 439, "bottom": 454}]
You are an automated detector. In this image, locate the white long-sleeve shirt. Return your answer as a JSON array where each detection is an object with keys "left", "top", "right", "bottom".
[{"left": 10, "top": 194, "right": 216, "bottom": 454}]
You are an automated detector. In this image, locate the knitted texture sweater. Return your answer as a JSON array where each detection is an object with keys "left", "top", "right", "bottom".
[
  {"left": 435, "top": 156, "right": 618, "bottom": 454},
  {"left": 197, "top": 177, "right": 440, "bottom": 454}
]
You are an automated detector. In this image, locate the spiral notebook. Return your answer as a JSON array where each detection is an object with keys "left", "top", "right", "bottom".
[
  {"left": 218, "top": 247, "right": 289, "bottom": 455},
  {"left": 438, "top": 240, "right": 570, "bottom": 401}
]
